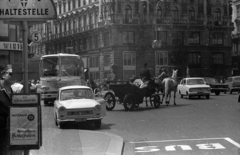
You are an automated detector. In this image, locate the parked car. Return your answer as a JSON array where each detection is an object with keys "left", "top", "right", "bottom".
[
  {"left": 202, "top": 77, "right": 228, "bottom": 95},
  {"left": 178, "top": 77, "right": 211, "bottom": 99},
  {"left": 225, "top": 76, "right": 240, "bottom": 94},
  {"left": 53, "top": 85, "right": 106, "bottom": 129}
]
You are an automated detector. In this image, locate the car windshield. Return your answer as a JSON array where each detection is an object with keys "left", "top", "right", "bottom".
[
  {"left": 187, "top": 79, "right": 205, "bottom": 85},
  {"left": 60, "top": 88, "right": 94, "bottom": 101},
  {"left": 205, "top": 78, "right": 218, "bottom": 83}
]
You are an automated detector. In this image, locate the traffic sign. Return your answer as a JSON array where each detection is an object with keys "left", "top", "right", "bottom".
[{"left": 31, "top": 31, "right": 42, "bottom": 43}]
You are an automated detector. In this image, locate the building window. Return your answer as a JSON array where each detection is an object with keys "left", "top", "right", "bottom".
[
  {"left": 63, "top": 2, "right": 66, "bottom": 12},
  {"left": 94, "top": 35, "right": 99, "bottom": 48},
  {"left": 14, "top": 52, "right": 22, "bottom": 63},
  {"left": 189, "top": 53, "right": 200, "bottom": 64},
  {"left": 237, "top": 5, "right": 240, "bottom": 18},
  {"left": 212, "top": 53, "right": 223, "bottom": 65},
  {"left": 78, "top": 0, "right": 81, "bottom": 7},
  {"left": 117, "top": 1, "right": 122, "bottom": 13},
  {"left": 123, "top": 52, "right": 136, "bottom": 81},
  {"left": 189, "top": 32, "right": 200, "bottom": 45},
  {"left": 123, "top": 31, "right": 134, "bottom": 44},
  {"left": 89, "top": 54, "right": 99, "bottom": 68},
  {"left": 157, "top": 6, "right": 162, "bottom": 19},
  {"left": 83, "top": 38, "right": 87, "bottom": 50},
  {"left": 157, "top": 31, "right": 167, "bottom": 45},
  {"left": 172, "top": 6, "right": 178, "bottom": 19},
  {"left": 83, "top": 0, "right": 86, "bottom": 5},
  {"left": 95, "top": 11, "right": 98, "bottom": 26},
  {"left": 64, "top": 21, "right": 67, "bottom": 32},
  {"left": 156, "top": 51, "right": 168, "bottom": 66},
  {"left": 212, "top": 32, "right": 223, "bottom": 45},
  {"left": 103, "top": 32, "right": 110, "bottom": 46},
  {"left": 214, "top": 8, "right": 221, "bottom": 21},
  {"left": 78, "top": 17, "right": 81, "bottom": 28},
  {"left": 125, "top": 5, "right": 132, "bottom": 23},
  {"left": 104, "top": 54, "right": 110, "bottom": 67},
  {"left": 68, "top": 0, "right": 71, "bottom": 11},
  {"left": 189, "top": 7, "right": 195, "bottom": 20},
  {"left": 89, "top": 13, "right": 92, "bottom": 27},
  {"left": 59, "top": 4, "right": 61, "bottom": 14},
  {"left": 89, "top": 36, "right": 93, "bottom": 49},
  {"left": 72, "top": 0, "right": 75, "bottom": 9},
  {"left": 143, "top": 1, "right": 147, "bottom": 15},
  {"left": 69, "top": 20, "right": 71, "bottom": 31},
  {"left": 172, "top": 31, "right": 183, "bottom": 46}
]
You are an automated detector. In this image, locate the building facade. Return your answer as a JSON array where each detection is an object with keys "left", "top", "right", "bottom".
[
  {"left": 232, "top": 0, "right": 240, "bottom": 76},
  {"left": 0, "top": 21, "right": 22, "bottom": 72},
  {"left": 42, "top": 0, "right": 233, "bottom": 82}
]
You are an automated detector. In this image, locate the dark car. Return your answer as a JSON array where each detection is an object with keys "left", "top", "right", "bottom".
[{"left": 202, "top": 77, "right": 228, "bottom": 95}]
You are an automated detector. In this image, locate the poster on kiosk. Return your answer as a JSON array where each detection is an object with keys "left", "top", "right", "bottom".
[{"left": 9, "top": 93, "right": 42, "bottom": 150}]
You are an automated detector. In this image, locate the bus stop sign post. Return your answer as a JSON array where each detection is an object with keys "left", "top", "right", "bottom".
[{"left": 0, "top": 0, "right": 57, "bottom": 154}]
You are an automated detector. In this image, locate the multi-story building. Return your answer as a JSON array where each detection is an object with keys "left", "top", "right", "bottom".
[
  {"left": 0, "top": 21, "right": 22, "bottom": 72},
  {"left": 232, "top": 0, "right": 240, "bottom": 75},
  {"left": 42, "top": 0, "right": 233, "bottom": 82}
]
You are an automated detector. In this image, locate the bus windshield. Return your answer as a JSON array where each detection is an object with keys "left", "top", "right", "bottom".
[{"left": 42, "top": 56, "right": 81, "bottom": 77}]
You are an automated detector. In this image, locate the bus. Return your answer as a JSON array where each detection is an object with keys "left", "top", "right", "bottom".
[{"left": 40, "top": 53, "right": 85, "bottom": 105}]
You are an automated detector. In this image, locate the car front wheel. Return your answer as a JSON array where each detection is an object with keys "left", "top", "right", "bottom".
[
  {"left": 94, "top": 120, "right": 101, "bottom": 129},
  {"left": 206, "top": 95, "right": 210, "bottom": 99},
  {"left": 215, "top": 92, "right": 220, "bottom": 95}
]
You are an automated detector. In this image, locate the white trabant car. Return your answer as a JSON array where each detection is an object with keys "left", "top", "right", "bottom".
[
  {"left": 53, "top": 85, "right": 106, "bottom": 129},
  {"left": 178, "top": 77, "right": 211, "bottom": 99}
]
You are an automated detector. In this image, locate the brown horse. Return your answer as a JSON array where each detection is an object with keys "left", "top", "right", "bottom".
[{"left": 161, "top": 69, "right": 178, "bottom": 105}]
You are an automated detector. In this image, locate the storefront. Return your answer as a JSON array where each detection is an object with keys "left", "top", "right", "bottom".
[{"left": 0, "top": 42, "right": 23, "bottom": 71}]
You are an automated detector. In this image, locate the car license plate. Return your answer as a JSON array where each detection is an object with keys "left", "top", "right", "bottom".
[{"left": 75, "top": 118, "right": 86, "bottom": 122}]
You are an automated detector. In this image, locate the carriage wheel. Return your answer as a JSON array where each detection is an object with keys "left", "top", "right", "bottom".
[
  {"left": 154, "top": 95, "right": 160, "bottom": 108},
  {"left": 123, "top": 94, "right": 135, "bottom": 111},
  {"left": 135, "top": 104, "right": 139, "bottom": 108},
  {"left": 104, "top": 93, "right": 116, "bottom": 111}
]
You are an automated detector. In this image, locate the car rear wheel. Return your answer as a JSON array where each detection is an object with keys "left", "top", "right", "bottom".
[
  {"left": 94, "top": 120, "right": 101, "bottom": 129},
  {"left": 123, "top": 94, "right": 135, "bottom": 111},
  {"left": 215, "top": 92, "right": 220, "bottom": 95},
  {"left": 179, "top": 91, "right": 183, "bottom": 98}
]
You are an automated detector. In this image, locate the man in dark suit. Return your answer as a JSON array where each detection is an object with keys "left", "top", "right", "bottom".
[{"left": 140, "top": 63, "right": 151, "bottom": 80}]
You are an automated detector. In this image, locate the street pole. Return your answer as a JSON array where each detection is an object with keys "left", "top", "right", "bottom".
[{"left": 22, "top": 21, "right": 29, "bottom": 94}]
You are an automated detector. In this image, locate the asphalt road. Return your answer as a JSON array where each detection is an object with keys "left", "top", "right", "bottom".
[{"left": 41, "top": 92, "right": 240, "bottom": 155}]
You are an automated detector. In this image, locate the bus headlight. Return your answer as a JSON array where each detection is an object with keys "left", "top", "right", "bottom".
[{"left": 41, "top": 86, "right": 49, "bottom": 91}]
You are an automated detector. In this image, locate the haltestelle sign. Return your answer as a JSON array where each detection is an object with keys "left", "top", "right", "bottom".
[{"left": 0, "top": 0, "right": 57, "bottom": 21}]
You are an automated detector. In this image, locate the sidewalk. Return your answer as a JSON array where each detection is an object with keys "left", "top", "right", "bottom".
[{"left": 29, "top": 129, "right": 124, "bottom": 155}]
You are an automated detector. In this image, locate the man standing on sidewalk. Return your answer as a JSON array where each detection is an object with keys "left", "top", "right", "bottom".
[{"left": 0, "top": 66, "right": 22, "bottom": 155}]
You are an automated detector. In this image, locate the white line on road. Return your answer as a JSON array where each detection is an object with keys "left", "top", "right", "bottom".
[
  {"left": 130, "top": 137, "right": 227, "bottom": 144},
  {"left": 225, "top": 137, "right": 240, "bottom": 148}
]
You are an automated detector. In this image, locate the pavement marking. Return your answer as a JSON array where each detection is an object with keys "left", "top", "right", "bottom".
[
  {"left": 130, "top": 137, "right": 240, "bottom": 153},
  {"left": 130, "top": 137, "right": 228, "bottom": 144},
  {"left": 225, "top": 137, "right": 240, "bottom": 148}
]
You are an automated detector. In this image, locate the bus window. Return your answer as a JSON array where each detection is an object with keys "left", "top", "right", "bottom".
[
  {"left": 61, "top": 57, "right": 81, "bottom": 76},
  {"left": 42, "top": 57, "right": 59, "bottom": 76}
]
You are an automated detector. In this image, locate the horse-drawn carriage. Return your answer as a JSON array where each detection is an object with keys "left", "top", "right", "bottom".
[{"left": 99, "top": 80, "right": 161, "bottom": 111}]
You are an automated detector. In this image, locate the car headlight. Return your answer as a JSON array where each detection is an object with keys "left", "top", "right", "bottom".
[
  {"left": 94, "top": 105, "right": 101, "bottom": 115},
  {"left": 189, "top": 88, "right": 192, "bottom": 92},
  {"left": 58, "top": 106, "right": 66, "bottom": 118}
]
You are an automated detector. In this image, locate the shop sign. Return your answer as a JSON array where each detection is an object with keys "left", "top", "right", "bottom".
[
  {"left": 10, "top": 107, "right": 39, "bottom": 145},
  {"left": 0, "top": 0, "right": 57, "bottom": 21},
  {"left": 0, "top": 42, "right": 23, "bottom": 51}
]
